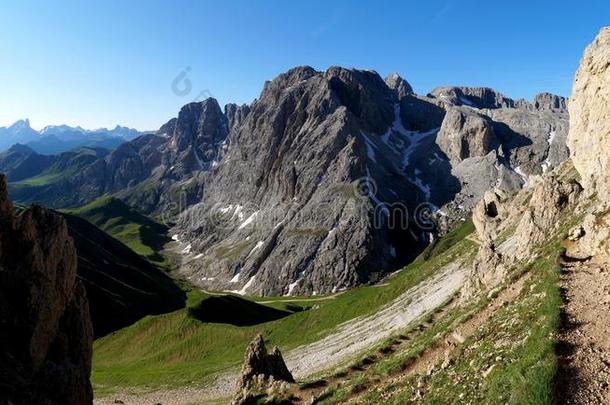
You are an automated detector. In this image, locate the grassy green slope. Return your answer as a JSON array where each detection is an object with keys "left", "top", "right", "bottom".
[
  {"left": 92, "top": 220, "right": 477, "bottom": 394},
  {"left": 61, "top": 211, "right": 186, "bottom": 338},
  {"left": 13, "top": 147, "right": 105, "bottom": 187},
  {"left": 64, "top": 195, "right": 172, "bottom": 267}
]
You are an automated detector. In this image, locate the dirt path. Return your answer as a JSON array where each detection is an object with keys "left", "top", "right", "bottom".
[
  {"left": 555, "top": 258, "right": 610, "bottom": 404},
  {"left": 95, "top": 263, "right": 465, "bottom": 405}
]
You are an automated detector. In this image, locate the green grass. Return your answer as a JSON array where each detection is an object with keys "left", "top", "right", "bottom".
[
  {"left": 91, "top": 220, "right": 478, "bottom": 395},
  {"left": 64, "top": 196, "right": 172, "bottom": 267},
  {"left": 419, "top": 256, "right": 560, "bottom": 405},
  {"left": 15, "top": 171, "right": 64, "bottom": 186},
  {"left": 13, "top": 147, "right": 104, "bottom": 187},
  {"left": 420, "top": 219, "right": 474, "bottom": 261}
]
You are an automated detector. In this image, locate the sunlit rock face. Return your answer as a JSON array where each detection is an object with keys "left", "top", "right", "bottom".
[{"left": 568, "top": 27, "right": 610, "bottom": 203}]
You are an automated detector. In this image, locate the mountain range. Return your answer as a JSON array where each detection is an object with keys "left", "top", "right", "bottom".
[
  {"left": 0, "top": 119, "right": 147, "bottom": 155},
  {"left": 1, "top": 68, "right": 569, "bottom": 296}
]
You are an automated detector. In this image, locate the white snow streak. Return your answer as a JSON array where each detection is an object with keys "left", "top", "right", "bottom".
[
  {"left": 514, "top": 166, "right": 529, "bottom": 187},
  {"left": 235, "top": 276, "right": 255, "bottom": 295},
  {"left": 238, "top": 211, "right": 259, "bottom": 230},
  {"left": 361, "top": 132, "right": 378, "bottom": 163},
  {"left": 542, "top": 131, "right": 557, "bottom": 173},
  {"left": 229, "top": 271, "right": 241, "bottom": 283}
]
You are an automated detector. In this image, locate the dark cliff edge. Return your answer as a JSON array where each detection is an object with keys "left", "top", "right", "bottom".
[{"left": 0, "top": 174, "right": 93, "bottom": 404}]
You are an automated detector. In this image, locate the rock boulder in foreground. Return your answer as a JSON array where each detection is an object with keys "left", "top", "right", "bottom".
[{"left": 232, "top": 334, "right": 295, "bottom": 404}]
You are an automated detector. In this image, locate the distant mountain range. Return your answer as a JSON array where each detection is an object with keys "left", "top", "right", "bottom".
[{"left": 0, "top": 119, "right": 149, "bottom": 154}]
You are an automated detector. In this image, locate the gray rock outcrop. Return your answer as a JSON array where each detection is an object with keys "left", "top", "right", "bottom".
[
  {"left": 232, "top": 334, "right": 294, "bottom": 405},
  {"left": 463, "top": 170, "right": 582, "bottom": 298},
  {"left": 429, "top": 86, "right": 516, "bottom": 109},
  {"left": 385, "top": 72, "right": 414, "bottom": 99},
  {"left": 563, "top": 27, "right": 610, "bottom": 262},
  {"left": 436, "top": 107, "right": 498, "bottom": 164},
  {"left": 225, "top": 103, "right": 251, "bottom": 132}
]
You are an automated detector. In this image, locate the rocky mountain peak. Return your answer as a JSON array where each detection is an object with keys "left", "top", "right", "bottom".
[
  {"left": 8, "top": 118, "right": 32, "bottom": 131},
  {"left": 225, "top": 103, "right": 251, "bottom": 131},
  {"left": 429, "top": 86, "right": 516, "bottom": 109},
  {"left": 324, "top": 66, "right": 395, "bottom": 133},
  {"left": 436, "top": 107, "right": 498, "bottom": 164},
  {"left": 169, "top": 98, "right": 228, "bottom": 153},
  {"left": 384, "top": 72, "right": 414, "bottom": 99},
  {"left": 568, "top": 26, "right": 610, "bottom": 202},
  {"left": 534, "top": 92, "right": 567, "bottom": 111},
  {"left": 260, "top": 66, "right": 319, "bottom": 97}
]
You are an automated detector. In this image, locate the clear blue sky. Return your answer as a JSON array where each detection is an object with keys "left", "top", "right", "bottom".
[{"left": 1, "top": 1, "right": 609, "bottom": 131}]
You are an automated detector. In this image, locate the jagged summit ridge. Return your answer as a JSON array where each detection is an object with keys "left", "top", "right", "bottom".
[{"left": 171, "top": 66, "right": 569, "bottom": 295}]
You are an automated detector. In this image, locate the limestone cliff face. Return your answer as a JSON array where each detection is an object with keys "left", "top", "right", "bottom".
[
  {"left": 568, "top": 27, "right": 610, "bottom": 202},
  {"left": 464, "top": 169, "right": 582, "bottom": 298},
  {"left": 0, "top": 175, "right": 93, "bottom": 404},
  {"left": 563, "top": 26, "right": 610, "bottom": 262}
]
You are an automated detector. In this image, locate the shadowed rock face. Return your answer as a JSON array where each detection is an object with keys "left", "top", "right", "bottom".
[
  {"left": 225, "top": 103, "right": 251, "bottom": 132},
  {"left": 0, "top": 175, "right": 93, "bottom": 404}
]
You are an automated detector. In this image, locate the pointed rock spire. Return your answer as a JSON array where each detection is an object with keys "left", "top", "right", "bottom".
[{"left": 384, "top": 72, "right": 414, "bottom": 99}]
